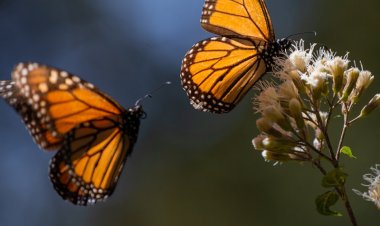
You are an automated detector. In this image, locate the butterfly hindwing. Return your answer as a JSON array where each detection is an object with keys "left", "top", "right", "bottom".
[
  {"left": 49, "top": 109, "right": 141, "bottom": 206},
  {"left": 201, "top": 0, "right": 274, "bottom": 42},
  {"left": 180, "top": 37, "right": 267, "bottom": 113}
]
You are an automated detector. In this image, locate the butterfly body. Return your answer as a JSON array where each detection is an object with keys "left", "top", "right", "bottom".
[
  {"left": 180, "top": 0, "right": 292, "bottom": 113},
  {"left": 1, "top": 62, "right": 144, "bottom": 205},
  {"left": 261, "top": 38, "right": 292, "bottom": 71}
]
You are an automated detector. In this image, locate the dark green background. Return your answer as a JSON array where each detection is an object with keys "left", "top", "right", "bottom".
[{"left": 0, "top": 0, "right": 379, "bottom": 225}]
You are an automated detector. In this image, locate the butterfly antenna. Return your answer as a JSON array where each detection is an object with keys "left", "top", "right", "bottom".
[
  {"left": 135, "top": 81, "right": 171, "bottom": 106},
  {"left": 286, "top": 31, "right": 317, "bottom": 40}
]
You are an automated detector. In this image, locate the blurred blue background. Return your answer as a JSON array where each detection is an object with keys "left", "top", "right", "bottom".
[{"left": 0, "top": 0, "right": 379, "bottom": 225}]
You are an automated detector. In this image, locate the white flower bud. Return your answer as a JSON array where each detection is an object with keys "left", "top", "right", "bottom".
[
  {"left": 252, "top": 135, "right": 265, "bottom": 151},
  {"left": 342, "top": 67, "right": 360, "bottom": 101},
  {"left": 254, "top": 86, "right": 279, "bottom": 112},
  {"left": 289, "top": 98, "right": 305, "bottom": 130},
  {"left": 313, "top": 138, "right": 323, "bottom": 150},
  {"left": 278, "top": 81, "right": 299, "bottom": 101},
  {"left": 311, "top": 59, "right": 330, "bottom": 80},
  {"left": 256, "top": 117, "right": 283, "bottom": 137},
  {"left": 289, "top": 50, "right": 309, "bottom": 73},
  {"left": 301, "top": 71, "right": 328, "bottom": 100},
  {"left": 262, "top": 106, "right": 292, "bottom": 131},
  {"left": 261, "top": 150, "right": 292, "bottom": 162},
  {"left": 262, "top": 106, "right": 284, "bottom": 122},
  {"left": 351, "top": 70, "right": 374, "bottom": 103},
  {"left": 327, "top": 56, "right": 349, "bottom": 94},
  {"left": 288, "top": 70, "right": 306, "bottom": 94},
  {"left": 262, "top": 136, "right": 296, "bottom": 153},
  {"left": 261, "top": 150, "right": 309, "bottom": 162},
  {"left": 359, "top": 94, "right": 380, "bottom": 117}
]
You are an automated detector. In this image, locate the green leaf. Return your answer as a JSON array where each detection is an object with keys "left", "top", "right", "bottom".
[
  {"left": 315, "top": 191, "right": 342, "bottom": 216},
  {"left": 321, "top": 168, "right": 348, "bottom": 188},
  {"left": 340, "top": 146, "right": 357, "bottom": 159}
]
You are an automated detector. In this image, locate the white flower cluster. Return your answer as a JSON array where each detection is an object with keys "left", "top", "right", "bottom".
[
  {"left": 275, "top": 40, "right": 374, "bottom": 104},
  {"left": 252, "top": 40, "right": 378, "bottom": 163},
  {"left": 353, "top": 164, "right": 380, "bottom": 209}
]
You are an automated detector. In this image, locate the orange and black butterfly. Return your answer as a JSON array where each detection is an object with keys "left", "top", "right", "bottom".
[
  {"left": 0, "top": 62, "right": 144, "bottom": 205},
  {"left": 180, "top": 0, "right": 292, "bottom": 113}
]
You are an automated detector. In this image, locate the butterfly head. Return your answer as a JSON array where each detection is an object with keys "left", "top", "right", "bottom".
[
  {"left": 130, "top": 104, "right": 146, "bottom": 119},
  {"left": 277, "top": 38, "right": 292, "bottom": 51}
]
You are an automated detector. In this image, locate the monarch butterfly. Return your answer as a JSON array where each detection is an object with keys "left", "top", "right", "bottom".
[
  {"left": 180, "top": 0, "right": 292, "bottom": 113},
  {"left": 0, "top": 62, "right": 144, "bottom": 205}
]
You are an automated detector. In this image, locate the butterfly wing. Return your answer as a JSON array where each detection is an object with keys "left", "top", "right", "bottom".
[
  {"left": 0, "top": 80, "right": 63, "bottom": 149},
  {"left": 201, "top": 0, "right": 275, "bottom": 42},
  {"left": 181, "top": 37, "right": 267, "bottom": 113},
  {"left": 1, "top": 62, "right": 124, "bottom": 150},
  {"left": 49, "top": 110, "right": 141, "bottom": 206}
]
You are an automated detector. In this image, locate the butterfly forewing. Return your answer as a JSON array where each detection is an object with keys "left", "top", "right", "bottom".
[
  {"left": 181, "top": 37, "right": 267, "bottom": 113},
  {"left": 201, "top": 0, "right": 274, "bottom": 42},
  {"left": 12, "top": 63, "right": 123, "bottom": 138}
]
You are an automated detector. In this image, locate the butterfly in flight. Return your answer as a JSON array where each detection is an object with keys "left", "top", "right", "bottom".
[
  {"left": 180, "top": 0, "right": 292, "bottom": 113},
  {"left": 0, "top": 62, "right": 144, "bottom": 205}
]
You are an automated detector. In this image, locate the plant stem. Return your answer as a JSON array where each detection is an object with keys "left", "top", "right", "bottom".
[
  {"left": 338, "top": 186, "right": 358, "bottom": 226},
  {"left": 312, "top": 160, "right": 326, "bottom": 175},
  {"left": 348, "top": 115, "right": 361, "bottom": 125},
  {"left": 335, "top": 123, "right": 348, "bottom": 160},
  {"left": 335, "top": 103, "right": 349, "bottom": 160},
  {"left": 313, "top": 108, "right": 337, "bottom": 164},
  {"left": 313, "top": 162, "right": 358, "bottom": 226},
  {"left": 304, "top": 142, "right": 333, "bottom": 163},
  {"left": 325, "top": 95, "right": 337, "bottom": 126}
]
